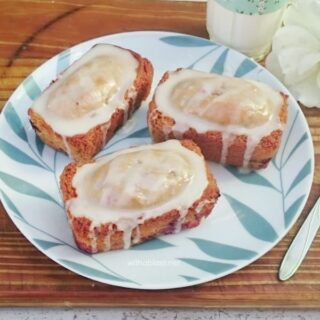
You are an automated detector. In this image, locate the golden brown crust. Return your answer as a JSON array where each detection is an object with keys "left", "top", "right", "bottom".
[
  {"left": 147, "top": 71, "right": 288, "bottom": 170},
  {"left": 60, "top": 140, "right": 220, "bottom": 253},
  {"left": 28, "top": 47, "right": 154, "bottom": 163}
]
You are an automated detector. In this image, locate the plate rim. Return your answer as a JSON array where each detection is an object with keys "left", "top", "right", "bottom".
[{"left": 0, "top": 30, "right": 315, "bottom": 290}]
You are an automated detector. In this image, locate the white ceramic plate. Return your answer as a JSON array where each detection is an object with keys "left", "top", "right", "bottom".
[{"left": 0, "top": 31, "right": 314, "bottom": 289}]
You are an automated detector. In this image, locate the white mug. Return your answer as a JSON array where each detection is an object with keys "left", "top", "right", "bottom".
[{"left": 206, "top": 0, "right": 289, "bottom": 61}]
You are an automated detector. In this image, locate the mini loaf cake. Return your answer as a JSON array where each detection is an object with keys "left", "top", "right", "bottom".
[
  {"left": 148, "top": 69, "right": 288, "bottom": 169},
  {"left": 60, "top": 140, "right": 220, "bottom": 253},
  {"left": 29, "top": 44, "right": 153, "bottom": 162}
]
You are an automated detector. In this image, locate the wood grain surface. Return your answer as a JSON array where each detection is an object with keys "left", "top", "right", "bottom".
[{"left": 0, "top": 0, "right": 320, "bottom": 308}]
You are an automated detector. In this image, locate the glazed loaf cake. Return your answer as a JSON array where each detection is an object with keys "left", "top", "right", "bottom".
[
  {"left": 148, "top": 69, "right": 288, "bottom": 169},
  {"left": 60, "top": 140, "right": 220, "bottom": 253},
  {"left": 29, "top": 44, "right": 153, "bottom": 162}
]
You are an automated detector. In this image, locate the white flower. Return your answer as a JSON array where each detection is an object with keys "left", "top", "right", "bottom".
[{"left": 266, "top": 0, "right": 320, "bottom": 107}]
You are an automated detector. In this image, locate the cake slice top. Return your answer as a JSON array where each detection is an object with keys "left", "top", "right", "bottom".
[
  {"left": 154, "top": 68, "right": 286, "bottom": 136},
  {"left": 66, "top": 140, "right": 209, "bottom": 227},
  {"left": 30, "top": 44, "right": 139, "bottom": 136}
]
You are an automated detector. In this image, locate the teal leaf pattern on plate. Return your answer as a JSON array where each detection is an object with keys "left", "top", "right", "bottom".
[
  {"left": 34, "top": 238, "right": 62, "bottom": 250},
  {"left": 60, "top": 259, "right": 128, "bottom": 282},
  {"left": 210, "top": 48, "right": 228, "bottom": 74},
  {"left": 0, "top": 138, "right": 43, "bottom": 167},
  {"left": 189, "top": 238, "right": 257, "bottom": 260},
  {"left": 283, "top": 132, "right": 308, "bottom": 167},
  {"left": 35, "top": 135, "right": 45, "bottom": 156},
  {"left": 285, "top": 195, "right": 306, "bottom": 228},
  {"left": 98, "top": 127, "right": 151, "bottom": 157},
  {"left": 187, "top": 46, "right": 220, "bottom": 69},
  {"left": 276, "top": 110, "right": 299, "bottom": 170},
  {"left": 160, "top": 35, "right": 214, "bottom": 47},
  {"left": 23, "top": 75, "right": 42, "bottom": 100},
  {"left": 0, "top": 191, "right": 24, "bottom": 220},
  {"left": 179, "top": 258, "right": 235, "bottom": 274},
  {"left": 180, "top": 275, "right": 199, "bottom": 282},
  {"left": 286, "top": 159, "right": 312, "bottom": 196},
  {"left": 3, "top": 103, "right": 28, "bottom": 142},
  {"left": 1, "top": 196, "right": 132, "bottom": 286},
  {"left": 234, "top": 58, "right": 257, "bottom": 77},
  {"left": 224, "top": 194, "right": 278, "bottom": 242},
  {"left": 127, "top": 127, "right": 150, "bottom": 139},
  {"left": 226, "top": 166, "right": 279, "bottom": 191},
  {"left": 130, "top": 238, "right": 174, "bottom": 250},
  {"left": 57, "top": 49, "right": 70, "bottom": 74},
  {"left": 0, "top": 171, "right": 61, "bottom": 207}
]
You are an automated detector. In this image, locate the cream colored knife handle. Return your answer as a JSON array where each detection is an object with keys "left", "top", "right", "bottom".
[{"left": 279, "top": 197, "right": 320, "bottom": 281}]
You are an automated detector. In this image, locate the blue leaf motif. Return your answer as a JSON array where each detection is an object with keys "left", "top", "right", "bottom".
[
  {"left": 23, "top": 75, "right": 42, "bottom": 100},
  {"left": 179, "top": 258, "right": 235, "bottom": 274},
  {"left": 35, "top": 135, "right": 45, "bottom": 156},
  {"left": 189, "top": 238, "right": 257, "bottom": 260},
  {"left": 286, "top": 159, "right": 312, "bottom": 196},
  {"left": 130, "top": 238, "right": 174, "bottom": 250},
  {"left": 56, "top": 48, "right": 70, "bottom": 74},
  {"left": 3, "top": 103, "right": 28, "bottom": 142},
  {"left": 210, "top": 48, "right": 229, "bottom": 74},
  {"left": 188, "top": 46, "right": 220, "bottom": 69},
  {"left": 160, "top": 35, "right": 214, "bottom": 47},
  {"left": 101, "top": 127, "right": 151, "bottom": 155},
  {"left": 272, "top": 156, "right": 279, "bottom": 170},
  {"left": 60, "top": 259, "right": 128, "bottom": 282},
  {"left": 283, "top": 132, "right": 308, "bottom": 167},
  {"left": 234, "top": 58, "right": 257, "bottom": 77},
  {"left": 278, "top": 110, "right": 299, "bottom": 169},
  {"left": 285, "top": 195, "right": 306, "bottom": 228},
  {"left": 0, "top": 171, "right": 61, "bottom": 207},
  {"left": 0, "top": 138, "right": 42, "bottom": 167},
  {"left": 224, "top": 194, "right": 278, "bottom": 243},
  {"left": 127, "top": 127, "right": 150, "bottom": 139},
  {"left": 0, "top": 191, "right": 24, "bottom": 220},
  {"left": 226, "top": 166, "right": 279, "bottom": 191},
  {"left": 180, "top": 275, "right": 199, "bottom": 282},
  {"left": 34, "top": 238, "right": 62, "bottom": 250}
]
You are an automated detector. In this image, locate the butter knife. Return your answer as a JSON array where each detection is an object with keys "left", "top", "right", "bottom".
[{"left": 279, "top": 197, "right": 320, "bottom": 281}]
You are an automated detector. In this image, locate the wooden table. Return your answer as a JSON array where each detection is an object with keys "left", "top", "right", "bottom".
[{"left": 1, "top": 0, "right": 320, "bottom": 308}]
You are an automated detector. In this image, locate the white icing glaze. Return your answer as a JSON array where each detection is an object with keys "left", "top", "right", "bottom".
[
  {"left": 153, "top": 69, "right": 285, "bottom": 167},
  {"left": 195, "top": 199, "right": 212, "bottom": 214},
  {"left": 174, "top": 218, "right": 183, "bottom": 234},
  {"left": 104, "top": 233, "right": 111, "bottom": 251},
  {"left": 132, "top": 225, "right": 141, "bottom": 245},
  {"left": 62, "top": 135, "right": 72, "bottom": 158},
  {"left": 97, "top": 149, "right": 193, "bottom": 210},
  {"left": 243, "top": 134, "right": 261, "bottom": 168},
  {"left": 221, "top": 132, "right": 234, "bottom": 165},
  {"left": 89, "top": 226, "right": 97, "bottom": 253},
  {"left": 117, "top": 218, "right": 137, "bottom": 249},
  {"left": 67, "top": 141, "right": 208, "bottom": 243},
  {"left": 100, "top": 122, "right": 111, "bottom": 151},
  {"left": 173, "top": 205, "right": 190, "bottom": 234},
  {"left": 174, "top": 198, "right": 214, "bottom": 234},
  {"left": 31, "top": 44, "right": 139, "bottom": 136}
]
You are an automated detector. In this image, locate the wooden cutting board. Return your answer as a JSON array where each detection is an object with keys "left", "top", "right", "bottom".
[{"left": 0, "top": 0, "right": 320, "bottom": 308}]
